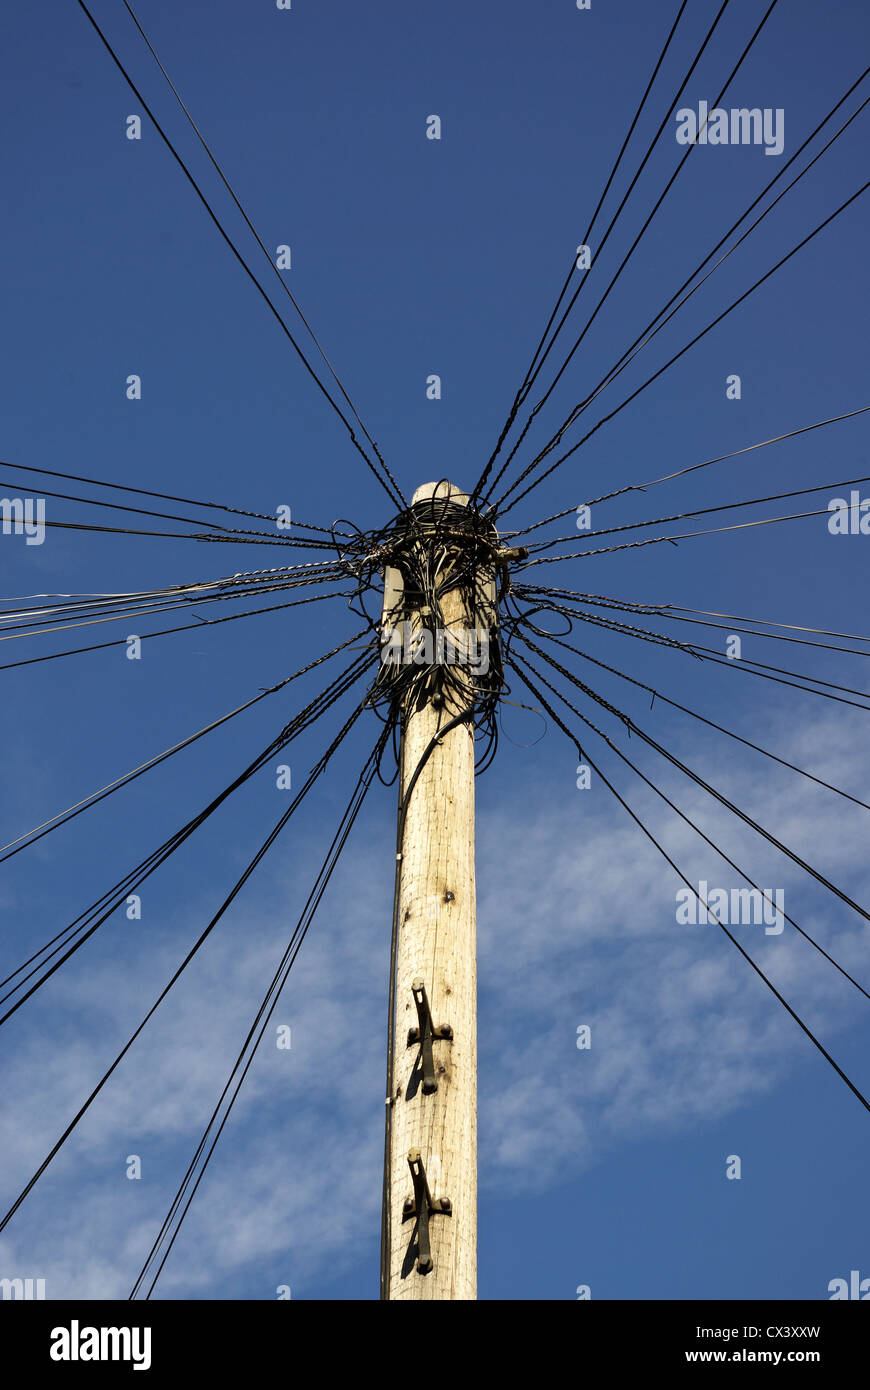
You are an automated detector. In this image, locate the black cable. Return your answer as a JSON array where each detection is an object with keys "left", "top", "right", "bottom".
[
  {"left": 0, "top": 560, "right": 347, "bottom": 627},
  {"left": 514, "top": 586, "right": 870, "bottom": 661},
  {"left": 0, "top": 645, "right": 374, "bottom": 1009},
  {"left": 0, "top": 575, "right": 342, "bottom": 642},
  {"left": 0, "top": 588, "right": 348, "bottom": 673},
  {"left": 480, "top": 0, "right": 778, "bottom": 505},
  {"left": 0, "top": 474, "right": 330, "bottom": 547},
  {"left": 517, "top": 503, "right": 855, "bottom": 565},
  {"left": 470, "top": 0, "right": 691, "bottom": 502},
  {"left": 0, "top": 574, "right": 343, "bottom": 643},
  {"left": 0, "top": 628, "right": 368, "bottom": 870},
  {"left": 0, "top": 648, "right": 376, "bottom": 1022},
  {"left": 480, "top": 0, "right": 745, "bottom": 502},
  {"left": 523, "top": 587, "right": 870, "bottom": 660},
  {"left": 505, "top": 606, "right": 870, "bottom": 814},
  {"left": 648, "top": 600, "right": 870, "bottom": 644},
  {"left": 495, "top": 177, "right": 870, "bottom": 518},
  {"left": 524, "top": 474, "right": 870, "bottom": 554},
  {"left": 508, "top": 653, "right": 870, "bottom": 1116},
  {"left": 0, "top": 650, "right": 373, "bottom": 1018},
  {"left": 0, "top": 683, "right": 376, "bottom": 1240},
  {"left": 131, "top": 719, "right": 393, "bottom": 1300},
  {"left": 503, "top": 404, "right": 870, "bottom": 538},
  {"left": 118, "top": 0, "right": 405, "bottom": 513},
  {"left": 509, "top": 638, "right": 870, "bottom": 1004},
  {"left": 0, "top": 457, "right": 355, "bottom": 537},
  {"left": 515, "top": 594, "right": 870, "bottom": 711},
  {"left": 503, "top": 76, "right": 870, "bottom": 506},
  {"left": 517, "top": 634, "right": 870, "bottom": 929},
  {"left": 75, "top": 0, "right": 404, "bottom": 512},
  {"left": 20, "top": 516, "right": 308, "bottom": 546}
]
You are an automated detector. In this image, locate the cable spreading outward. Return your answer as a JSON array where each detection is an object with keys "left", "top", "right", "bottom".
[
  {"left": 470, "top": 0, "right": 695, "bottom": 506},
  {"left": 476, "top": 14, "right": 870, "bottom": 520},
  {"left": 505, "top": 649, "right": 870, "bottom": 1118},
  {"left": 0, "top": 642, "right": 378, "bottom": 1028},
  {"left": 0, "top": 650, "right": 382, "bottom": 1243},
  {"left": 491, "top": 165, "right": 870, "bottom": 520},
  {"left": 130, "top": 716, "right": 394, "bottom": 1300},
  {"left": 75, "top": 0, "right": 406, "bottom": 513},
  {"left": 476, "top": 0, "right": 787, "bottom": 509}
]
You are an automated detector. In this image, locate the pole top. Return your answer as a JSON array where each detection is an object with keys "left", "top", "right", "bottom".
[{"left": 412, "top": 481, "right": 469, "bottom": 507}]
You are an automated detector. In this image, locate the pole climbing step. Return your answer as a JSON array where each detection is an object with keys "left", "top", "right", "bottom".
[
  {"left": 403, "top": 1149, "right": 452, "bottom": 1275},
  {"left": 407, "top": 978, "right": 453, "bottom": 1095}
]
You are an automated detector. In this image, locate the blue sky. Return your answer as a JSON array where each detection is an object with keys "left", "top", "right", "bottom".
[{"left": 1, "top": 0, "right": 869, "bottom": 1300}]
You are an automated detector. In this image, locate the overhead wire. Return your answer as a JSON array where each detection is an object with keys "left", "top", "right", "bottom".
[
  {"left": 508, "top": 651, "right": 870, "bottom": 1116},
  {"left": 118, "top": 0, "right": 405, "bottom": 512},
  {"left": 0, "top": 575, "right": 344, "bottom": 645},
  {"left": 0, "top": 628, "right": 368, "bottom": 865},
  {"left": 523, "top": 474, "right": 870, "bottom": 554},
  {"left": 494, "top": 177, "right": 870, "bottom": 518},
  {"left": 11, "top": 516, "right": 316, "bottom": 547},
  {"left": 517, "top": 585, "right": 870, "bottom": 659},
  {"left": 0, "top": 646, "right": 377, "bottom": 1022},
  {"left": 130, "top": 717, "right": 393, "bottom": 1299},
  {"left": 0, "top": 458, "right": 353, "bottom": 536},
  {"left": 470, "top": 0, "right": 692, "bottom": 503},
  {"left": 516, "top": 503, "right": 859, "bottom": 565},
  {"left": 507, "top": 638, "right": 870, "bottom": 1002},
  {"left": 515, "top": 633, "right": 870, "bottom": 927},
  {"left": 0, "top": 589, "right": 349, "bottom": 674},
  {"left": 489, "top": 54, "right": 868, "bottom": 512},
  {"left": 504, "top": 610, "right": 870, "bottom": 813},
  {"left": 484, "top": 0, "right": 777, "bottom": 504},
  {"left": 512, "top": 79, "right": 870, "bottom": 503},
  {"left": 0, "top": 472, "right": 332, "bottom": 548},
  {"left": 75, "top": 0, "right": 405, "bottom": 512},
  {"left": 0, "top": 681, "right": 380, "bottom": 1241},
  {"left": 511, "top": 592, "right": 870, "bottom": 711},
  {"left": 503, "top": 404, "right": 870, "bottom": 537}
]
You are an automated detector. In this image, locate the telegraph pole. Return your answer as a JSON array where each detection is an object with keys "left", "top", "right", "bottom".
[{"left": 379, "top": 481, "right": 496, "bottom": 1300}]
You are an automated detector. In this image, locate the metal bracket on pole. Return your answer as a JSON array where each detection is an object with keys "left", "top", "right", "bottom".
[
  {"left": 407, "top": 978, "right": 453, "bottom": 1094},
  {"left": 402, "top": 1149, "right": 452, "bottom": 1275}
]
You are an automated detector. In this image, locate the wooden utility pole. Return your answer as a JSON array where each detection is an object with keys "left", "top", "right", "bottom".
[{"left": 380, "top": 480, "right": 494, "bottom": 1301}]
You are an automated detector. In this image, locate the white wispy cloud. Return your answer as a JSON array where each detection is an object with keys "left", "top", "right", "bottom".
[{"left": 1, "top": 704, "right": 868, "bottom": 1296}]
